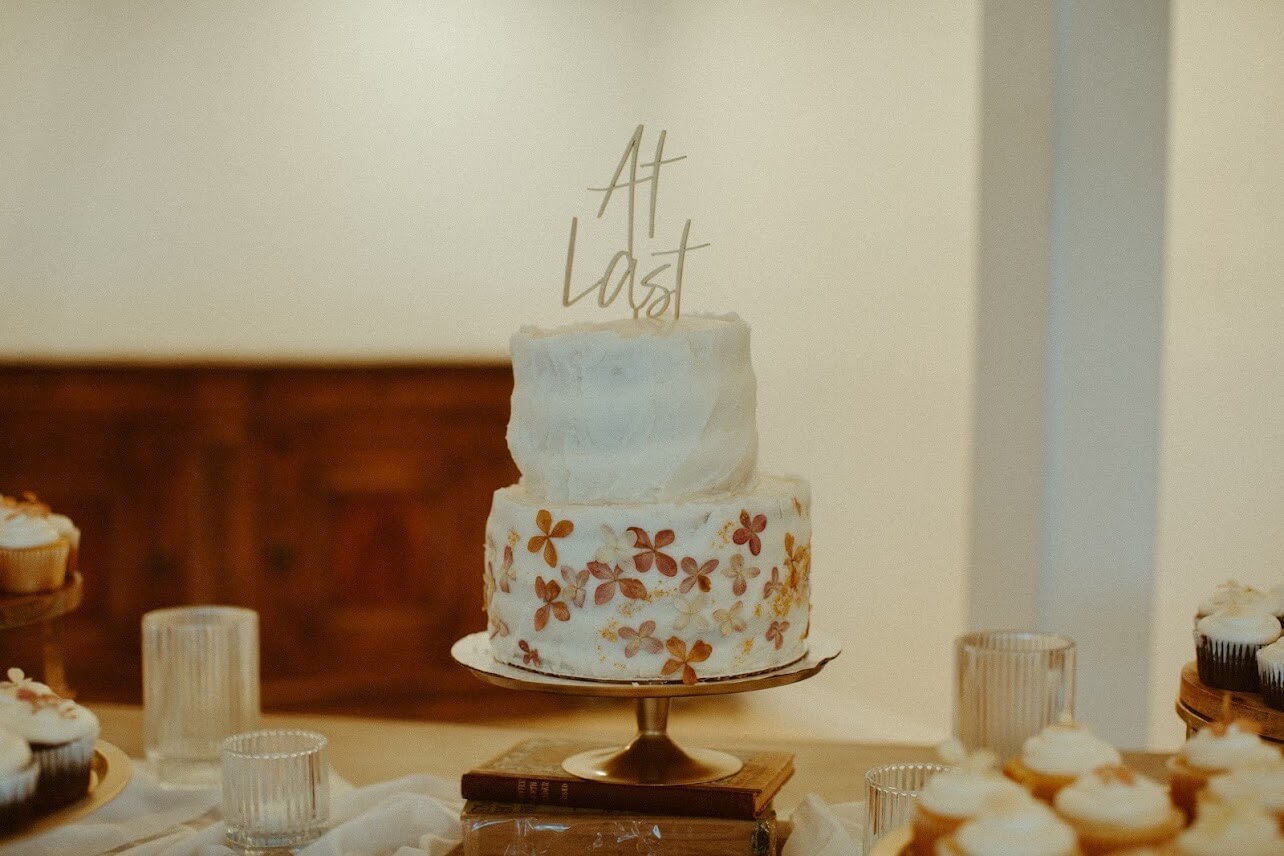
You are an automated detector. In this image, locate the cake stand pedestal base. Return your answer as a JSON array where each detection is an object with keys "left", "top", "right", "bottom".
[
  {"left": 451, "top": 630, "right": 841, "bottom": 786},
  {"left": 562, "top": 698, "right": 742, "bottom": 785}
]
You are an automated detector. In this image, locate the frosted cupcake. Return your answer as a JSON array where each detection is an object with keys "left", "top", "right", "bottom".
[
  {"left": 0, "top": 724, "right": 37, "bottom": 829},
  {"left": 1259, "top": 639, "right": 1284, "bottom": 712},
  {"left": 936, "top": 792, "right": 1080, "bottom": 856},
  {"left": 1167, "top": 721, "right": 1281, "bottom": 821},
  {"left": 911, "top": 745, "right": 1028, "bottom": 856},
  {"left": 0, "top": 507, "right": 69, "bottom": 594},
  {"left": 1175, "top": 798, "right": 1284, "bottom": 856},
  {"left": 1004, "top": 720, "right": 1122, "bottom": 802},
  {"left": 1053, "top": 766, "right": 1183, "bottom": 855},
  {"left": 0, "top": 669, "right": 98, "bottom": 810},
  {"left": 21, "top": 494, "right": 80, "bottom": 575},
  {"left": 1204, "top": 759, "right": 1284, "bottom": 832},
  {"left": 1195, "top": 606, "right": 1281, "bottom": 692}
]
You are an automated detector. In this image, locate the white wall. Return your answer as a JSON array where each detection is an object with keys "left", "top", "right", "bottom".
[
  {"left": 0, "top": 1, "right": 980, "bottom": 741},
  {"left": 1148, "top": 0, "right": 1284, "bottom": 749}
]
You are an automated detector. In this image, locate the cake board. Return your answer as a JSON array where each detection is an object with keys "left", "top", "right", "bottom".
[
  {"left": 452, "top": 630, "right": 840, "bottom": 786},
  {"left": 1177, "top": 661, "right": 1284, "bottom": 743}
]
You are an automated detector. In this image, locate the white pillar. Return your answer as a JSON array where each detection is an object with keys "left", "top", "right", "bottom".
[{"left": 970, "top": 0, "right": 1169, "bottom": 748}]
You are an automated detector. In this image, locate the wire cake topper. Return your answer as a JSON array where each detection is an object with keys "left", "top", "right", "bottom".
[{"left": 563, "top": 125, "right": 710, "bottom": 320}]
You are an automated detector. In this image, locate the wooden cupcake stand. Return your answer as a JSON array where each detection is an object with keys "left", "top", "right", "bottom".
[{"left": 1176, "top": 661, "right": 1284, "bottom": 743}]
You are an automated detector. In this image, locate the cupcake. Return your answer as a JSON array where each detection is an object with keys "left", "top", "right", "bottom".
[
  {"left": 1004, "top": 720, "right": 1122, "bottom": 802},
  {"left": 1203, "top": 759, "right": 1284, "bottom": 832},
  {"left": 911, "top": 746, "right": 1028, "bottom": 856},
  {"left": 0, "top": 669, "right": 98, "bottom": 810},
  {"left": 0, "top": 505, "right": 69, "bottom": 594},
  {"left": 1052, "top": 766, "right": 1183, "bottom": 855},
  {"left": 1166, "top": 720, "right": 1281, "bottom": 821},
  {"left": 21, "top": 494, "right": 80, "bottom": 575},
  {"left": 0, "top": 724, "right": 37, "bottom": 829},
  {"left": 936, "top": 792, "right": 1080, "bottom": 856},
  {"left": 1258, "top": 640, "right": 1284, "bottom": 712},
  {"left": 1174, "top": 798, "right": 1284, "bottom": 856},
  {"left": 1195, "top": 606, "right": 1281, "bottom": 692}
]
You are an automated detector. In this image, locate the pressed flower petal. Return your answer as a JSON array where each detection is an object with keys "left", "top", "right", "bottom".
[
  {"left": 552, "top": 602, "right": 571, "bottom": 622},
  {"left": 545, "top": 580, "right": 561, "bottom": 600},
  {"left": 528, "top": 536, "right": 545, "bottom": 554},
  {"left": 595, "top": 582, "right": 615, "bottom": 605},
  {"left": 682, "top": 664, "right": 698, "bottom": 685},
  {"left": 549, "top": 519, "right": 574, "bottom": 538},
  {"left": 543, "top": 541, "right": 557, "bottom": 567},
  {"left": 655, "top": 530, "right": 675, "bottom": 548},
  {"left": 536, "top": 509, "right": 552, "bottom": 533},
  {"left": 619, "top": 578, "right": 648, "bottom": 600},
  {"left": 535, "top": 605, "right": 549, "bottom": 631},
  {"left": 633, "top": 551, "right": 655, "bottom": 573},
  {"left": 689, "top": 641, "right": 713, "bottom": 662},
  {"left": 662, "top": 659, "right": 683, "bottom": 676},
  {"left": 655, "top": 554, "right": 678, "bottom": 577},
  {"left": 639, "top": 620, "right": 656, "bottom": 636},
  {"left": 619, "top": 626, "right": 638, "bottom": 640},
  {"left": 732, "top": 529, "right": 751, "bottom": 546},
  {"left": 752, "top": 514, "right": 767, "bottom": 532},
  {"left": 665, "top": 637, "right": 686, "bottom": 658},
  {"left": 588, "top": 561, "right": 615, "bottom": 580},
  {"left": 535, "top": 577, "right": 547, "bottom": 600}
]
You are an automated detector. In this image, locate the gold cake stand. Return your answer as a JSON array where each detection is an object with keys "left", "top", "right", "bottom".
[{"left": 451, "top": 630, "right": 840, "bottom": 786}]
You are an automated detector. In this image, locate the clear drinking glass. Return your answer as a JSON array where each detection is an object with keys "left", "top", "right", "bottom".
[
  {"left": 864, "top": 762, "right": 952, "bottom": 852},
  {"left": 223, "top": 729, "right": 330, "bottom": 852},
  {"left": 954, "top": 630, "right": 1076, "bottom": 761},
  {"left": 143, "top": 605, "right": 261, "bottom": 786}
]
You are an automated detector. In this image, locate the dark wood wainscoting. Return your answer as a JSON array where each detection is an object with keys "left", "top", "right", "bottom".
[{"left": 0, "top": 363, "right": 571, "bottom": 720}]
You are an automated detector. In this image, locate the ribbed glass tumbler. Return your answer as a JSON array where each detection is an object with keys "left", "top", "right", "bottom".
[
  {"left": 954, "top": 630, "right": 1076, "bottom": 762},
  {"left": 222, "top": 729, "right": 330, "bottom": 852},
  {"left": 864, "top": 762, "right": 952, "bottom": 852},
  {"left": 143, "top": 605, "right": 260, "bottom": 786}
]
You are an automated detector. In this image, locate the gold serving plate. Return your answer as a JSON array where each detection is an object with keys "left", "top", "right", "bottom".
[{"left": 0, "top": 740, "right": 132, "bottom": 844}]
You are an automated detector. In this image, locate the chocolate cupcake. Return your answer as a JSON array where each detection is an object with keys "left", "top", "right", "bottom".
[
  {"left": 0, "top": 669, "right": 98, "bottom": 810},
  {"left": 0, "top": 725, "right": 37, "bottom": 830},
  {"left": 1195, "top": 605, "right": 1280, "bottom": 692},
  {"left": 1258, "top": 639, "right": 1284, "bottom": 711}
]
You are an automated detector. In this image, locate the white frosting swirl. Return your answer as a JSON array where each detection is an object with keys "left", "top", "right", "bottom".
[
  {"left": 1176, "top": 799, "right": 1284, "bottom": 856},
  {"left": 0, "top": 724, "right": 31, "bottom": 775},
  {"left": 1053, "top": 767, "right": 1174, "bottom": 828},
  {"left": 1257, "top": 639, "right": 1284, "bottom": 667},
  {"left": 953, "top": 795, "right": 1077, "bottom": 856},
  {"left": 1207, "top": 760, "right": 1284, "bottom": 811},
  {"left": 45, "top": 513, "right": 79, "bottom": 543},
  {"left": 919, "top": 768, "right": 1026, "bottom": 818},
  {"left": 1020, "top": 722, "right": 1121, "bottom": 776},
  {"left": 0, "top": 513, "right": 59, "bottom": 549},
  {"left": 1179, "top": 722, "right": 1280, "bottom": 771},
  {"left": 0, "top": 669, "right": 99, "bottom": 745},
  {"left": 1199, "top": 581, "right": 1274, "bottom": 617},
  {"left": 1197, "top": 607, "right": 1281, "bottom": 645}
]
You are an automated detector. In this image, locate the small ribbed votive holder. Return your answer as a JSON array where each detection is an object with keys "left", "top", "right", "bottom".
[
  {"left": 864, "top": 762, "right": 952, "bottom": 852},
  {"left": 222, "top": 729, "right": 330, "bottom": 852}
]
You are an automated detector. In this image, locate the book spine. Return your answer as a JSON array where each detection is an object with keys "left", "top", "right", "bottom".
[{"left": 460, "top": 773, "right": 759, "bottom": 819}]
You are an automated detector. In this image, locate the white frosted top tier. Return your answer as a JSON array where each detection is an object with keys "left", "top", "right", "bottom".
[{"left": 507, "top": 312, "right": 758, "bottom": 504}]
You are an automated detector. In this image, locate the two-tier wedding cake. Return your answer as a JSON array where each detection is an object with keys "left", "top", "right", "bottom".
[{"left": 484, "top": 312, "right": 811, "bottom": 683}]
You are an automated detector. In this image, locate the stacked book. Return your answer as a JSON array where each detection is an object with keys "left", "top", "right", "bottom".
[{"left": 460, "top": 738, "right": 794, "bottom": 855}]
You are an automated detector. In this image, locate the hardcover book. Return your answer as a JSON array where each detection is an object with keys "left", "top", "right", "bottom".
[
  {"left": 460, "top": 738, "right": 793, "bottom": 820},
  {"left": 461, "top": 800, "right": 776, "bottom": 856}
]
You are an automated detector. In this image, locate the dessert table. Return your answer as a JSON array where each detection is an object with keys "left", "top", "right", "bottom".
[{"left": 60, "top": 703, "right": 1171, "bottom": 855}]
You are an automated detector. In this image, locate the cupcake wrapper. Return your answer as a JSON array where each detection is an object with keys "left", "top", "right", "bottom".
[
  {"left": 0, "top": 760, "right": 38, "bottom": 828},
  {"left": 31, "top": 732, "right": 96, "bottom": 811},
  {"left": 1196, "top": 635, "right": 1264, "bottom": 692},
  {"left": 1259, "top": 659, "right": 1284, "bottom": 711},
  {"left": 0, "top": 540, "right": 69, "bottom": 593}
]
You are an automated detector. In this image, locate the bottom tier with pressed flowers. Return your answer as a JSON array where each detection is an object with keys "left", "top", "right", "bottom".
[{"left": 483, "top": 475, "right": 811, "bottom": 683}]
